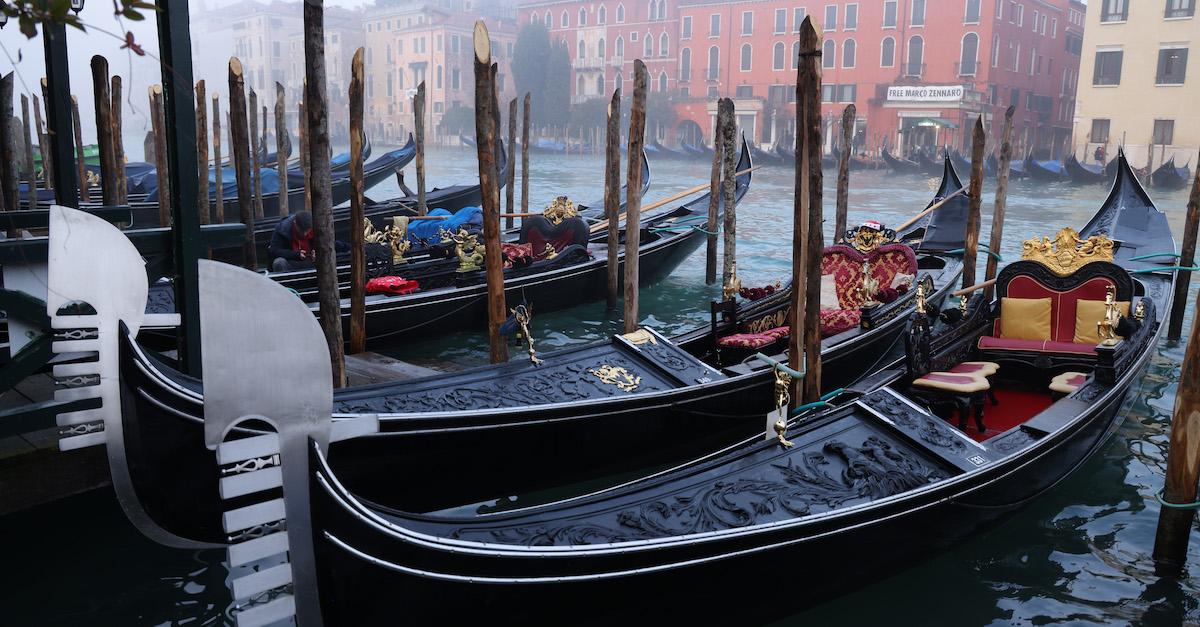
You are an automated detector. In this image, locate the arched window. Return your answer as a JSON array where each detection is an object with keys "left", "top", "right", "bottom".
[
  {"left": 597, "top": 74, "right": 605, "bottom": 94},
  {"left": 644, "top": 33, "right": 653, "bottom": 57},
  {"left": 708, "top": 46, "right": 720, "bottom": 79},
  {"left": 906, "top": 35, "right": 924, "bottom": 76},
  {"left": 617, "top": 3, "right": 625, "bottom": 23},
  {"left": 842, "top": 39, "right": 856, "bottom": 68},
  {"left": 615, "top": 71, "right": 623, "bottom": 89},
  {"left": 580, "top": 8, "right": 587, "bottom": 26},
  {"left": 616, "top": 36, "right": 625, "bottom": 57},
  {"left": 578, "top": 39, "right": 586, "bottom": 59},
  {"left": 577, "top": 74, "right": 585, "bottom": 95},
  {"left": 960, "top": 33, "right": 979, "bottom": 75},
  {"left": 658, "top": 0, "right": 667, "bottom": 19},
  {"left": 740, "top": 43, "right": 752, "bottom": 71},
  {"left": 531, "top": 13, "right": 538, "bottom": 24},
  {"left": 681, "top": 47, "right": 692, "bottom": 79},
  {"left": 599, "top": 6, "right": 607, "bottom": 24},
  {"left": 792, "top": 41, "right": 800, "bottom": 69},
  {"left": 599, "top": 38, "right": 606, "bottom": 59},
  {"left": 822, "top": 39, "right": 836, "bottom": 69},
  {"left": 771, "top": 42, "right": 784, "bottom": 70},
  {"left": 561, "top": 10, "right": 569, "bottom": 28},
  {"left": 881, "top": 36, "right": 896, "bottom": 67},
  {"left": 544, "top": 11, "right": 552, "bottom": 27},
  {"left": 964, "top": 0, "right": 981, "bottom": 23},
  {"left": 660, "top": 33, "right": 669, "bottom": 57},
  {"left": 659, "top": 71, "right": 668, "bottom": 92}
]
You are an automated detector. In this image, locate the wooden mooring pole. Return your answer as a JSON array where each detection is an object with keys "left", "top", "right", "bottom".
[
  {"left": 0, "top": 73, "right": 16, "bottom": 217},
  {"left": 985, "top": 106, "right": 1016, "bottom": 301},
  {"left": 414, "top": 81, "right": 427, "bottom": 215},
  {"left": 791, "top": 17, "right": 824, "bottom": 406},
  {"left": 228, "top": 58, "right": 256, "bottom": 270},
  {"left": 1167, "top": 149, "right": 1200, "bottom": 342},
  {"left": 473, "top": 22, "right": 508, "bottom": 363},
  {"left": 521, "top": 92, "right": 530, "bottom": 214},
  {"left": 623, "top": 60, "right": 648, "bottom": 334},
  {"left": 195, "top": 80, "right": 210, "bottom": 225},
  {"left": 834, "top": 104, "right": 855, "bottom": 242},
  {"left": 720, "top": 97, "right": 737, "bottom": 296},
  {"left": 111, "top": 77, "right": 127, "bottom": 205},
  {"left": 211, "top": 93, "right": 225, "bottom": 223},
  {"left": 249, "top": 89, "right": 264, "bottom": 220},
  {"left": 604, "top": 87, "right": 622, "bottom": 308},
  {"left": 90, "top": 57, "right": 119, "bottom": 207},
  {"left": 299, "top": 98, "right": 311, "bottom": 214},
  {"left": 33, "top": 94, "right": 51, "bottom": 191},
  {"left": 70, "top": 95, "right": 89, "bottom": 203},
  {"left": 705, "top": 100, "right": 728, "bottom": 285},
  {"left": 275, "top": 83, "right": 289, "bottom": 218},
  {"left": 962, "top": 117, "right": 986, "bottom": 290},
  {"left": 20, "top": 95, "right": 35, "bottom": 193},
  {"left": 349, "top": 48, "right": 367, "bottom": 355},
  {"left": 304, "top": 0, "right": 348, "bottom": 388},
  {"left": 149, "top": 86, "right": 169, "bottom": 222},
  {"left": 505, "top": 97, "right": 516, "bottom": 228}
]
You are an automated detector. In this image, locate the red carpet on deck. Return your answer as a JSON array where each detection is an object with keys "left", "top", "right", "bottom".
[{"left": 948, "top": 388, "right": 1055, "bottom": 443}]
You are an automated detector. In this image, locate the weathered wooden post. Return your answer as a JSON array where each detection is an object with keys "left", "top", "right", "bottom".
[
  {"left": 111, "top": 76, "right": 127, "bottom": 204},
  {"left": 834, "top": 104, "right": 855, "bottom": 242},
  {"left": 149, "top": 85, "right": 170, "bottom": 222},
  {"left": 963, "top": 116, "right": 985, "bottom": 290},
  {"left": 90, "top": 57, "right": 119, "bottom": 207},
  {"left": 211, "top": 94, "right": 224, "bottom": 223},
  {"left": 249, "top": 89, "right": 264, "bottom": 220},
  {"left": 1146, "top": 141, "right": 1156, "bottom": 187},
  {"left": 33, "top": 94, "right": 51, "bottom": 190},
  {"left": 521, "top": 92, "right": 530, "bottom": 214},
  {"left": 228, "top": 58, "right": 256, "bottom": 269},
  {"left": 473, "top": 22, "right": 508, "bottom": 363},
  {"left": 791, "top": 16, "right": 824, "bottom": 405},
  {"left": 70, "top": 95, "right": 89, "bottom": 203},
  {"left": 721, "top": 98, "right": 737, "bottom": 294},
  {"left": 303, "top": 0, "right": 348, "bottom": 388},
  {"left": 299, "top": 99, "right": 311, "bottom": 214},
  {"left": 20, "top": 95, "right": 35, "bottom": 191},
  {"left": 274, "top": 83, "right": 289, "bottom": 217},
  {"left": 623, "top": 60, "right": 648, "bottom": 334},
  {"left": 414, "top": 81, "right": 427, "bottom": 215},
  {"left": 985, "top": 106, "right": 1016, "bottom": 300},
  {"left": 194, "top": 80, "right": 210, "bottom": 225},
  {"left": 349, "top": 48, "right": 367, "bottom": 355},
  {"left": 505, "top": 97, "right": 516, "bottom": 228},
  {"left": 604, "top": 87, "right": 622, "bottom": 308},
  {"left": 705, "top": 100, "right": 728, "bottom": 285},
  {"left": 1167, "top": 150, "right": 1200, "bottom": 342},
  {"left": 0, "top": 73, "right": 16, "bottom": 215}
]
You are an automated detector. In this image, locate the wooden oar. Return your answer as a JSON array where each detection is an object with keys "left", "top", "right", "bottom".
[
  {"left": 408, "top": 212, "right": 540, "bottom": 221},
  {"left": 895, "top": 187, "right": 968, "bottom": 232},
  {"left": 589, "top": 165, "right": 763, "bottom": 234},
  {"left": 952, "top": 278, "right": 996, "bottom": 297}
]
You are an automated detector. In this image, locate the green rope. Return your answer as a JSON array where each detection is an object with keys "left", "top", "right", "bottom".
[
  {"left": 1129, "top": 252, "right": 1180, "bottom": 261},
  {"left": 1155, "top": 490, "right": 1200, "bottom": 510},
  {"left": 1131, "top": 266, "right": 1200, "bottom": 274},
  {"left": 820, "top": 387, "right": 845, "bottom": 402},
  {"left": 753, "top": 352, "right": 805, "bottom": 379},
  {"left": 946, "top": 245, "right": 1003, "bottom": 262},
  {"left": 791, "top": 401, "right": 830, "bottom": 415}
]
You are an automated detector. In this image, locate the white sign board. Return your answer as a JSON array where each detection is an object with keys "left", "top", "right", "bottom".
[{"left": 887, "top": 85, "right": 965, "bottom": 102}]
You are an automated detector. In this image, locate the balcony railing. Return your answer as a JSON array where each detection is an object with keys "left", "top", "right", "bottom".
[
  {"left": 1100, "top": 9, "right": 1127, "bottom": 22},
  {"left": 573, "top": 57, "right": 604, "bottom": 70},
  {"left": 610, "top": 55, "right": 625, "bottom": 67}
]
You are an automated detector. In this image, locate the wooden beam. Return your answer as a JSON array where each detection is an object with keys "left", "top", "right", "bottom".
[
  {"left": 505, "top": 96, "right": 516, "bottom": 228},
  {"left": 70, "top": 94, "right": 89, "bottom": 203},
  {"left": 604, "top": 87, "right": 621, "bottom": 308},
  {"left": 20, "top": 95, "right": 35, "bottom": 192},
  {"left": 349, "top": 48, "right": 367, "bottom": 355},
  {"left": 211, "top": 93, "right": 225, "bottom": 223},
  {"left": 90, "top": 57, "right": 119, "bottom": 207},
  {"left": 149, "top": 85, "right": 169, "bottom": 223},
  {"left": 834, "top": 104, "right": 855, "bottom": 242},
  {"left": 111, "top": 76, "right": 127, "bottom": 205},
  {"left": 963, "top": 117, "right": 986, "bottom": 291},
  {"left": 720, "top": 97, "right": 737, "bottom": 295},
  {"left": 473, "top": 22, "right": 508, "bottom": 363},
  {"left": 414, "top": 81, "right": 427, "bottom": 216},
  {"left": 275, "top": 83, "right": 289, "bottom": 218},
  {"left": 248, "top": 88, "right": 264, "bottom": 220},
  {"left": 227, "top": 58, "right": 256, "bottom": 270},
  {"left": 195, "top": 80, "right": 210, "bottom": 225},
  {"left": 521, "top": 92, "right": 530, "bottom": 214},
  {"left": 984, "top": 105, "right": 1015, "bottom": 301},
  {"left": 623, "top": 60, "right": 648, "bottom": 334},
  {"left": 792, "top": 16, "right": 824, "bottom": 405},
  {"left": 32, "top": 94, "right": 50, "bottom": 191},
  {"left": 705, "top": 101, "right": 726, "bottom": 285},
  {"left": 0, "top": 73, "right": 16, "bottom": 218},
  {"left": 1168, "top": 148, "right": 1200, "bottom": 342}
]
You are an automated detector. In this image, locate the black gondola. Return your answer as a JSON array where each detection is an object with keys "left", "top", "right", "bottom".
[
  {"left": 1024, "top": 155, "right": 1067, "bottom": 182},
  {"left": 1151, "top": 156, "right": 1191, "bottom": 189},
  {"left": 211, "top": 150, "right": 1172, "bottom": 625},
  {"left": 1065, "top": 154, "right": 1108, "bottom": 184},
  {"left": 881, "top": 147, "right": 925, "bottom": 174},
  {"left": 97, "top": 152, "right": 975, "bottom": 550},
  {"left": 681, "top": 142, "right": 714, "bottom": 160},
  {"left": 648, "top": 140, "right": 692, "bottom": 160}
]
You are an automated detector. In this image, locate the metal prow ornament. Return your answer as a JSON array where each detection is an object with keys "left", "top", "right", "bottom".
[
  {"left": 1097, "top": 284, "right": 1123, "bottom": 346},
  {"left": 512, "top": 304, "right": 543, "bottom": 365}
]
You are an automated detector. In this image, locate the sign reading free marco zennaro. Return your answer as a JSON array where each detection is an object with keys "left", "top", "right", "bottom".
[{"left": 886, "top": 85, "right": 965, "bottom": 102}]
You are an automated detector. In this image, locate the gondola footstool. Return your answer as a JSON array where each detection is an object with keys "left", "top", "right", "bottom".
[
  {"left": 1049, "top": 371, "right": 1088, "bottom": 397},
  {"left": 910, "top": 372, "right": 990, "bottom": 433}
]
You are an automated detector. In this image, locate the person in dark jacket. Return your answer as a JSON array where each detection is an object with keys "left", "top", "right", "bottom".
[{"left": 269, "top": 211, "right": 316, "bottom": 272}]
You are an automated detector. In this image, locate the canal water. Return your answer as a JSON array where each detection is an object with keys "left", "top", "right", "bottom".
[{"left": 2, "top": 145, "right": 1198, "bottom": 625}]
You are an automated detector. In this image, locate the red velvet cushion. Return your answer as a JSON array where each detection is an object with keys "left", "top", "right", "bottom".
[
  {"left": 821, "top": 245, "right": 867, "bottom": 310},
  {"left": 869, "top": 243, "right": 918, "bottom": 292},
  {"left": 820, "top": 309, "right": 862, "bottom": 337},
  {"left": 1005, "top": 275, "right": 1116, "bottom": 344},
  {"left": 718, "top": 333, "right": 779, "bottom": 349},
  {"left": 977, "top": 335, "right": 1097, "bottom": 354}
]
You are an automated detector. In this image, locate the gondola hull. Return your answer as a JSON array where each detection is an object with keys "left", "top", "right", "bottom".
[
  {"left": 1150, "top": 157, "right": 1190, "bottom": 189},
  {"left": 1065, "top": 154, "right": 1109, "bottom": 184},
  {"left": 1025, "top": 156, "right": 1066, "bottom": 182}
]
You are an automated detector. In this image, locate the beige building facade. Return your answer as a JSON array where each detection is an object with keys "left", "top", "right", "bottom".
[{"left": 1075, "top": 0, "right": 1198, "bottom": 167}]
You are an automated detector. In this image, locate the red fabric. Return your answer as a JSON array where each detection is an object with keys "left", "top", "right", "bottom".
[
  {"left": 1005, "top": 275, "right": 1117, "bottom": 343},
  {"left": 718, "top": 333, "right": 779, "bottom": 349},
  {"left": 949, "top": 363, "right": 991, "bottom": 374},
  {"left": 820, "top": 308, "right": 861, "bottom": 336},
  {"left": 918, "top": 373, "right": 981, "bottom": 385},
  {"left": 526, "top": 230, "right": 577, "bottom": 259},
  {"left": 821, "top": 245, "right": 867, "bottom": 309},
  {"left": 1067, "top": 373, "right": 1086, "bottom": 385},
  {"left": 869, "top": 244, "right": 919, "bottom": 293},
  {"left": 292, "top": 222, "right": 314, "bottom": 255},
  {"left": 761, "top": 326, "right": 791, "bottom": 340},
  {"left": 966, "top": 388, "right": 1055, "bottom": 443},
  {"left": 977, "top": 336, "right": 1097, "bottom": 354},
  {"left": 366, "top": 276, "right": 419, "bottom": 296},
  {"left": 502, "top": 242, "right": 534, "bottom": 268}
]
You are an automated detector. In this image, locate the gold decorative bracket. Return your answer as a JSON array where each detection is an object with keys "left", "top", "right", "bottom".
[{"left": 512, "top": 304, "right": 542, "bottom": 365}]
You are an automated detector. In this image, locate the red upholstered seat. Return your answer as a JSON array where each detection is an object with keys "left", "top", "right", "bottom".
[
  {"left": 870, "top": 243, "right": 919, "bottom": 294},
  {"left": 816, "top": 242, "right": 916, "bottom": 338},
  {"left": 977, "top": 335, "right": 1098, "bottom": 354},
  {"left": 979, "top": 274, "right": 1118, "bottom": 357},
  {"left": 717, "top": 333, "right": 777, "bottom": 349},
  {"left": 820, "top": 309, "right": 862, "bottom": 336}
]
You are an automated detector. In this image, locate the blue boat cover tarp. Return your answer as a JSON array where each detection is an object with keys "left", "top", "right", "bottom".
[{"left": 406, "top": 206, "right": 483, "bottom": 244}]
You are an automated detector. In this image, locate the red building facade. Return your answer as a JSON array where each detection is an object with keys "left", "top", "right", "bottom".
[{"left": 519, "top": 0, "right": 1084, "bottom": 157}]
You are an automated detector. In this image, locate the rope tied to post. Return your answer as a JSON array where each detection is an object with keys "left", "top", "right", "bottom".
[{"left": 1155, "top": 490, "right": 1200, "bottom": 510}]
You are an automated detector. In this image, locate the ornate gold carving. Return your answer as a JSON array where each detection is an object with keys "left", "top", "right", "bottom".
[
  {"left": 363, "top": 217, "right": 411, "bottom": 264},
  {"left": 543, "top": 196, "right": 578, "bottom": 225},
  {"left": 587, "top": 365, "right": 641, "bottom": 392},
  {"left": 1021, "top": 228, "right": 1115, "bottom": 276},
  {"left": 722, "top": 261, "right": 743, "bottom": 302},
  {"left": 1134, "top": 300, "right": 1146, "bottom": 321},
  {"left": 745, "top": 310, "right": 788, "bottom": 335},
  {"left": 849, "top": 228, "right": 892, "bottom": 254},
  {"left": 772, "top": 368, "right": 794, "bottom": 448},
  {"left": 915, "top": 281, "right": 927, "bottom": 315},
  {"left": 857, "top": 260, "right": 880, "bottom": 306},
  {"left": 439, "top": 227, "right": 484, "bottom": 273},
  {"left": 1097, "top": 284, "right": 1122, "bottom": 346},
  {"left": 512, "top": 304, "right": 542, "bottom": 365},
  {"left": 621, "top": 328, "right": 658, "bottom": 345},
  {"left": 542, "top": 243, "right": 558, "bottom": 260}
]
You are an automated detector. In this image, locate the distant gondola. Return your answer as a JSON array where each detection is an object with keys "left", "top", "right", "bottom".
[
  {"left": 881, "top": 147, "right": 925, "bottom": 174},
  {"left": 1024, "top": 155, "right": 1067, "bottom": 182},
  {"left": 1151, "top": 156, "right": 1191, "bottom": 189},
  {"left": 1064, "top": 154, "right": 1109, "bottom": 184},
  {"left": 681, "top": 142, "right": 714, "bottom": 160}
]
